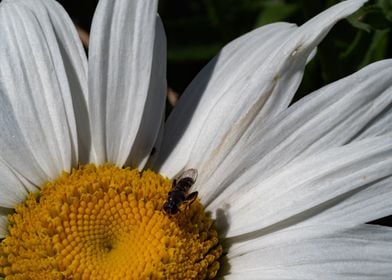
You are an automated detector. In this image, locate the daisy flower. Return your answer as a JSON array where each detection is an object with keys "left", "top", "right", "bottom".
[{"left": 0, "top": 0, "right": 391, "bottom": 278}]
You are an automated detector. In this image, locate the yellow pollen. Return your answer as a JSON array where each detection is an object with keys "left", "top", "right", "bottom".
[{"left": 0, "top": 164, "right": 222, "bottom": 279}]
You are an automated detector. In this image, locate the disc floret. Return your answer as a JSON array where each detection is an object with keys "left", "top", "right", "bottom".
[{"left": 0, "top": 164, "right": 222, "bottom": 279}]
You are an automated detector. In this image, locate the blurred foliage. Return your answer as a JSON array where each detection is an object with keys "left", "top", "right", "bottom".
[{"left": 58, "top": 0, "right": 391, "bottom": 98}]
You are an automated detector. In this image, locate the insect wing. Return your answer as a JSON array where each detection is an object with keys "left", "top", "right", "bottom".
[{"left": 177, "top": 168, "right": 198, "bottom": 183}]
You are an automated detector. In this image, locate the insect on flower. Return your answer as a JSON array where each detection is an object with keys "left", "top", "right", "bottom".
[{"left": 163, "top": 169, "right": 198, "bottom": 215}]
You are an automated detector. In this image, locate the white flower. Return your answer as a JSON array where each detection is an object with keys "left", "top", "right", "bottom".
[{"left": 0, "top": 0, "right": 391, "bottom": 278}]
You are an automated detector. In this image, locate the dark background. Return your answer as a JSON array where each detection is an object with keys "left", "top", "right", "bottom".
[{"left": 57, "top": 0, "right": 392, "bottom": 226}]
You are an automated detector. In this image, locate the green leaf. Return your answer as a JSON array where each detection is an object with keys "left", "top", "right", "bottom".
[
  {"left": 167, "top": 44, "right": 222, "bottom": 62},
  {"left": 360, "top": 29, "right": 391, "bottom": 67},
  {"left": 347, "top": 4, "right": 392, "bottom": 32},
  {"left": 255, "top": 1, "right": 298, "bottom": 27},
  {"left": 379, "top": 0, "right": 392, "bottom": 21}
]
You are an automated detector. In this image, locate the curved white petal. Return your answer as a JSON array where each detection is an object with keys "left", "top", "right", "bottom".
[
  {"left": 153, "top": 22, "right": 295, "bottom": 177},
  {"left": 211, "top": 134, "right": 392, "bottom": 237},
  {"left": 88, "top": 0, "right": 166, "bottom": 167},
  {"left": 154, "top": 0, "right": 367, "bottom": 178},
  {"left": 0, "top": 158, "right": 30, "bottom": 208},
  {"left": 202, "top": 59, "right": 392, "bottom": 206},
  {"left": 0, "top": 0, "right": 84, "bottom": 185},
  {"left": 223, "top": 224, "right": 392, "bottom": 279}
]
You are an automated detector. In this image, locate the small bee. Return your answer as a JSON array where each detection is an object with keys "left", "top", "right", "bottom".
[{"left": 163, "top": 169, "right": 198, "bottom": 215}]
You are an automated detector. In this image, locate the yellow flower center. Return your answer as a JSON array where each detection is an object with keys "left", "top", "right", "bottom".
[{"left": 0, "top": 164, "right": 222, "bottom": 279}]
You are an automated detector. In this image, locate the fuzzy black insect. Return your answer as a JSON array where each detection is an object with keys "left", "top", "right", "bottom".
[{"left": 163, "top": 169, "right": 198, "bottom": 215}]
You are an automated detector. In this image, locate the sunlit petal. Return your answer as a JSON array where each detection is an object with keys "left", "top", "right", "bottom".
[
  {"left": 201, "top": 59, "right": 392, "bottom": 205},
  {"left": 213, "top": 134, "right": 392, "bottom": 237},
  {"left": 0, "top": 0, "right": 83, "bottom": 184},
  {"left": 88, "top": 0, "right": 166, "bottom": 168}
]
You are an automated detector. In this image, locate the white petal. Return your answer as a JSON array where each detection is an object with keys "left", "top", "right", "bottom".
[
  {"left": 0, "top": 158, "right": 29, "bottom": 208},
  {"left": 302, "top": 175, "right": 392, "bottom": 226},
  {"left": 202, "top": 59, "right": 392, "bottom": 206},
  {"left": 223, "top": 224, "right": 392, "bottom": 279},
  {"left": 154, "top": 0, "right": 367, "bottom": 178},
  {"left": 88, "top": 0, "right": 166, "bottom": 167},
  {"left": 125, "top": 17, "right": 167, "bottom": 169},
  {"left": 0, "top": 214, "right": 8, "bottom": 238},
  {"left": 211, "top": 134, "right": 392, "bottom": 237},
  {"left": 27, "top": 0, "right": 89, "bottom": 163},
  {"left": 153, "top": 22, "right": 295, "bottom": 177},
  {"left": 0, "top": 206, "right": 12, "bottom": 238},
  {"left": 0, "top": 0, "right": 84, "bottom": 184}
]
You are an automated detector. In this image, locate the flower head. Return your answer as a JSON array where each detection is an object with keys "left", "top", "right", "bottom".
[{"left": 0, "top": 0, "right": 391, "bottom": 279}]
